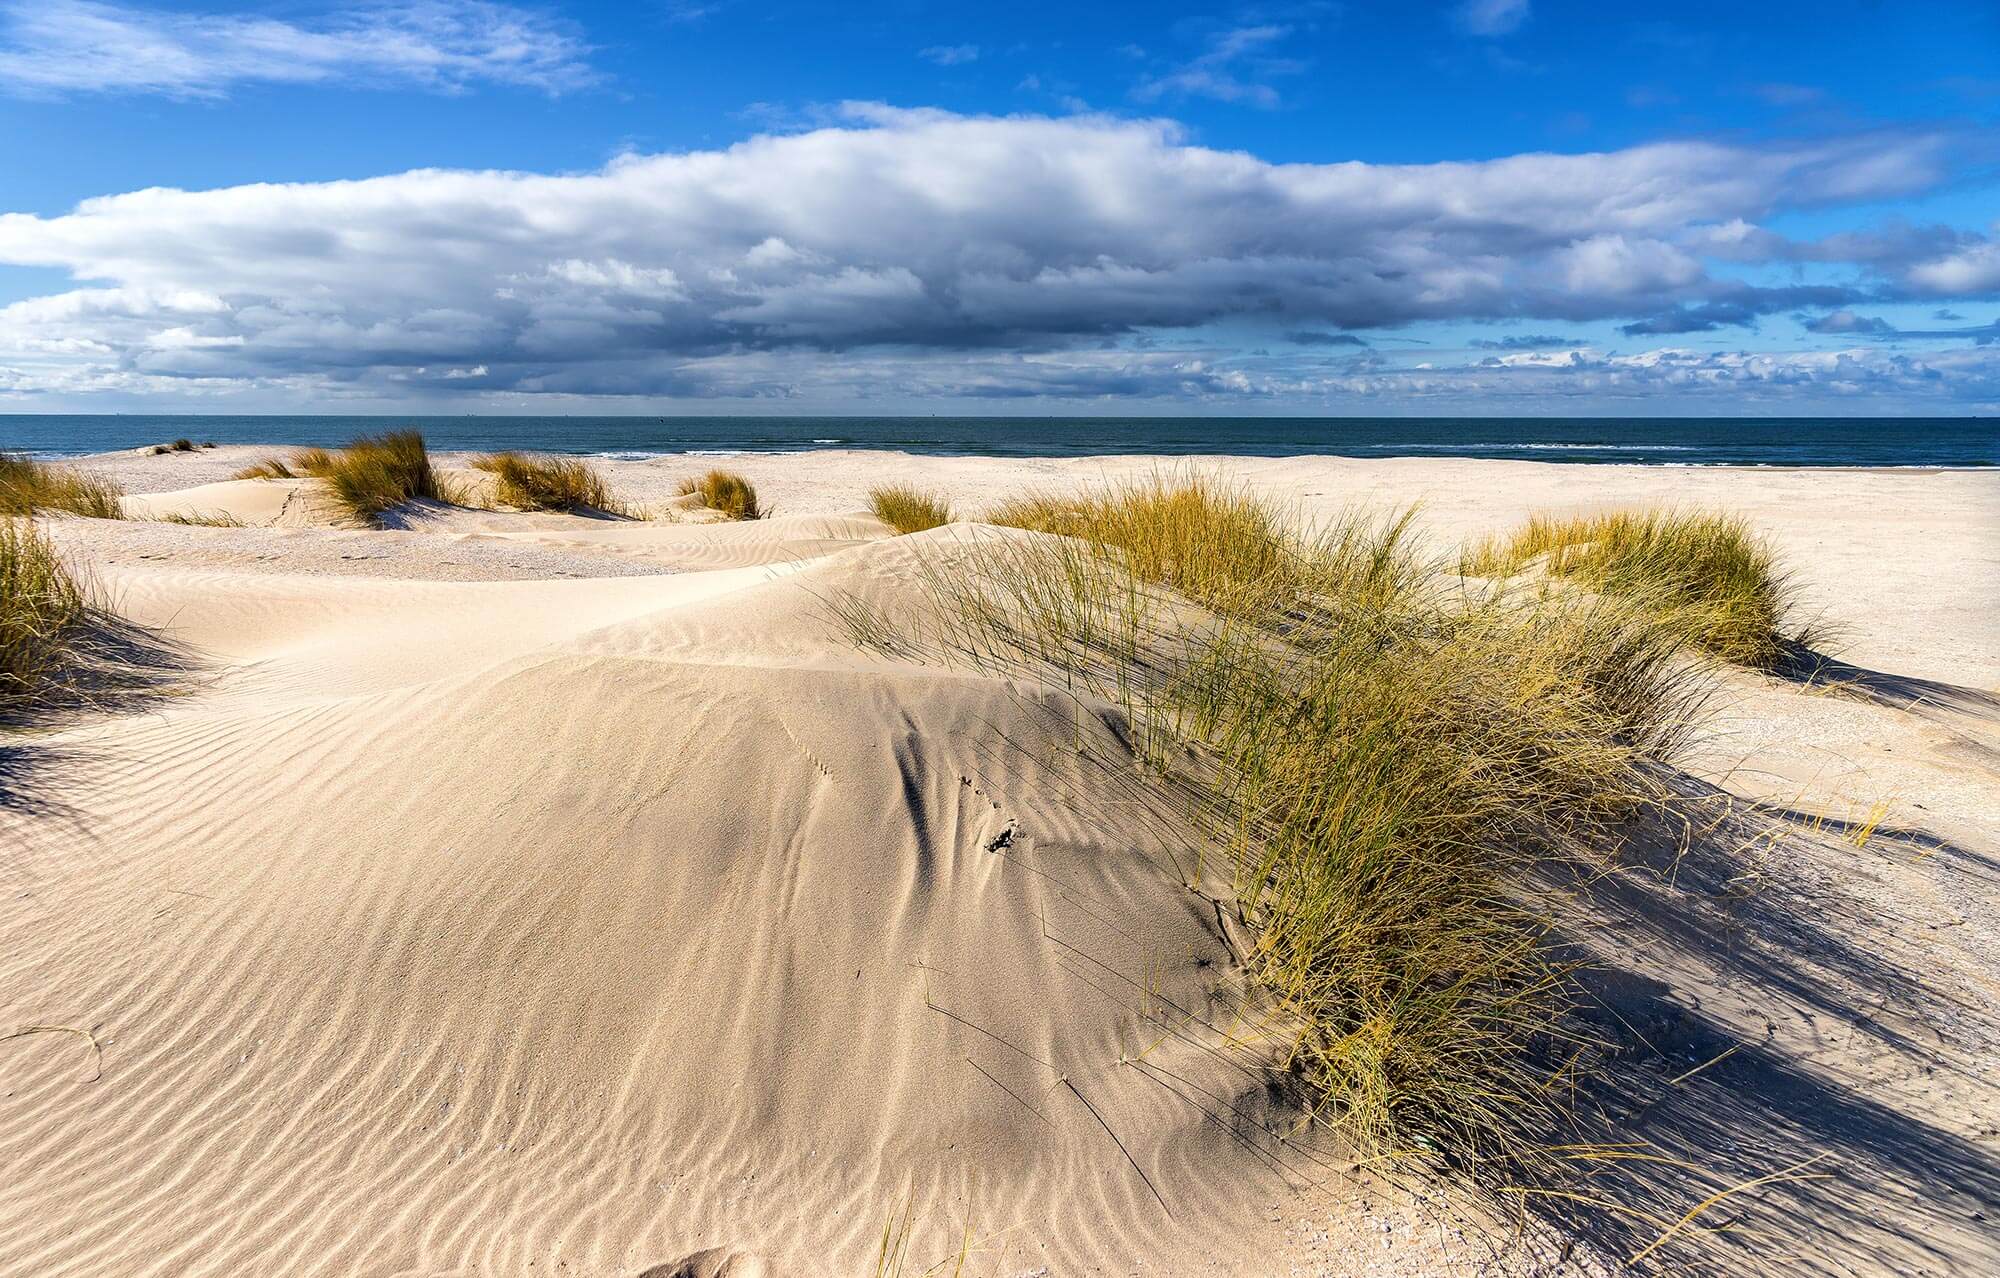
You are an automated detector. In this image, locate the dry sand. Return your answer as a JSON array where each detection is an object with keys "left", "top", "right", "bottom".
[{"left": 3, "top": 445, "right": 1996, "bottom": 1277}]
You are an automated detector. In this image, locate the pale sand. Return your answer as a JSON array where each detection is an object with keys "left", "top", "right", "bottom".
[{"left": 4, "top": 447, "right": 1997, "bottom": 1277}]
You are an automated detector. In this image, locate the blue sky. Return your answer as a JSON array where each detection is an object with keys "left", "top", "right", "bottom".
[{"left": 0, "top": 0, "right": 1996, "bottom": 414}]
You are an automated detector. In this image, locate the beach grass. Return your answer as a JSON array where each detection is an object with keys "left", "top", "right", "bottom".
[
  {"left": 837, "top": 476, "right": 1717, "bottom": 1172},
  {"left": 678, "top": 468, "right": 761, "bottom": 520},
  {"left": 1466, "top": 509, "right": 1801, "bottom": 668},
  {"left": 983, "top": 472, "right": 1418, "bottom": 621},
  {"left": 471, "top": 451, "right": 630, "bottom": 514},
  {"left": 234, "top": 433, "right": 438, "bottom": 523},
  {"left": 231, "top": 458, "right": 297, "bottom": 480},
  {"left": 292, "top": 446, "right": 335, "bottom": 476},
  {"left": 235, "top": 446, "right": 342, "bottom": 481},
  {"left": 869, "top": 485, "right": 954, "bottom": 534},
  {"left": 316, "top": 431, "right": 439, "bottom": 521},
  {"left": 0, "top": 517, "right": 89, "bottom": 716},
  {"left": 0, "top": 453, "right": 124, "bottom": 519},
  {"left": 154, "top": 510, "right": 247, "bottom": 527}
]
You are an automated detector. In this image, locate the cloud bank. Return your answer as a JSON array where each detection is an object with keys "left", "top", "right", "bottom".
[{"left": 0, "top": 106, "right": 1995, "bottom": 407}]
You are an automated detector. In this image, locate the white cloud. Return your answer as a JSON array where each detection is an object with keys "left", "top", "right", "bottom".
[
  {"left": 1449, "top": 343, "right": 2000, "bottom": 406},
  {"left": 1906, "top": 239, "right": 2000, "bottom": 294},
  {"left": 1802, "top": 309, "right": 1896, "bottom": 335},
  {"left": 1456, "top": 0, "right": 1530, "bottom": 37},
  {"left": 918, "top": 44, "right": 979, "bottom": 67},
  {"left": 0, "top": 0, "right": 594, "bottom": 98},
  {"left": 0, "top": 107, "right": 1986, "bottom": 406},
  {"left": 1133, "top": 24, "right": 1298, "bottom": 109},
  {"left": 1552, "top": 235, "right": 1703, "bottom": 296}
]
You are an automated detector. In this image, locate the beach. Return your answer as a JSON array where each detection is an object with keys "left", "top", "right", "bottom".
[
  {"left": 69, "top": 445, "right": 2000, "bottom": 684},
  {"left": 4, "top": 445, "right": 1997, "bottom": 1277}
]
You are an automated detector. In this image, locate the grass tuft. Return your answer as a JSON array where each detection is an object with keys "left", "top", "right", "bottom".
[
  {"left": 470, "top": 451, "right": 630, "bottom": 514},
  {"left": 678, "top": 468, "right": 761, "bottom": 520},
  {"left": 0, "top": 453, "right": 123, "bottom": 519},
  {"left": 835, "top": 477, "right": 1720, "bottom": 1174},
  {"left": 234, "top": 437, "right": 449, "bottom": 523},
  {"left": 292, "top": 446, "right": 334, "bottom": 475},
  {"left": 0, "top": 518, "right": 88, "bottom": 716},
  {"left": 1466, "top": 509, "right": 1802, "bottom": 669},
  {"left": 869, "top": 484, "right": 954, "bottom": 534},
  {"left": 233, "top": 446, "right": 338, "bottom": 483},
  {"left": 986, "top": 472, "right": 1390, "bottom": 620},
  {"left": 276, "top": 432, "right": 440, "bottom": 523},
  {"left": 154, "top": 510, "right": 245, "bottom": 527}
]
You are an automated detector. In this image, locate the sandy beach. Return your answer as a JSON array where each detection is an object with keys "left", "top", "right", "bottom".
[{"left": 4, "top": 446, "right": 1997, "bottom": 1277}]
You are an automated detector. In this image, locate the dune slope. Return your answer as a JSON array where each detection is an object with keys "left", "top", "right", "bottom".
[{"left": 0, "top": 530, "right": 1300, "bottom": 1277}]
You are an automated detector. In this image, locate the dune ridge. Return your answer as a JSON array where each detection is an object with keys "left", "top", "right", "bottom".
[
  {"left": 5, "top": 447, "right": 1997, "bottom": 1277},
  {"left": 1, "top": 530, "right": 1320, "bottom": 1276}
]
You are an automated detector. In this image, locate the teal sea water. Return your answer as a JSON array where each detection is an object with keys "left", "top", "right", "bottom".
[{"left": 3, "top": 415, "right": 1993, "bottom": 467}]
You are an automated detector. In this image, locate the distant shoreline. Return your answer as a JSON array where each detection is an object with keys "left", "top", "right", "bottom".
[
  {"left": 10, "top": 412, "right": 1995, "bottom": 468},
  {"left": 61, "top": 443, "right": 1995, "bottom": 477}
]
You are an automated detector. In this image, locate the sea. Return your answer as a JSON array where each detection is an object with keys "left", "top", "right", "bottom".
[{"left": 2, "top": 415, "right": 1993, "bottom": 468}]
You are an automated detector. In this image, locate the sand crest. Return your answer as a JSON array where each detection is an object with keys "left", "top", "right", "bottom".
[
  {"left": 1, "top": 524, "right": 1312, "bottom": 1276},
  {"left": 5, "top": 449, "right": 1998, "bottom": 1277}
]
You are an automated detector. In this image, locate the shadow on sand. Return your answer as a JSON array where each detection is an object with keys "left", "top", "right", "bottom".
[
  {"left": 0, "top": 610, "right": 196, "bottom": 863},
  {"left": 1778, "top": 640, "right": 2000, "bottom": 718},
  {"left": 1526, "top": 778, "right": 2000, "bottom": 1275}
]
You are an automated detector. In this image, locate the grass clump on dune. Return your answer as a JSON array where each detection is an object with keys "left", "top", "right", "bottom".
[
  {"left": 471, "top": 452, "right": 629, "bottom": 514},
  {"left": 316, "top": 431, "right": 438, "bottom": 521},
  {"left": 234, "top": 446, "right": 338, "bottom": 483},
  {"left": 1, "top": 518, "right": 88, "bottom": 716},
  {"left": 868, "top": 485, "right": 953, "bottom": 534},
  {"left": 236, "top": 448, "right": 342, "bottom": 482},
  {"left": 0, "top": 453, "right": 123, "bottom": 519},
  {"left": 988, "top": 473, "right": 1425, "bottom": 626},
  {"left": 292, "top": 446, "right": 334, "bottom": 475},
  {"left": 1467, "top": 509, "right": 1801, "bottom": 668},
  {"left": 678, "top": 468, "right": 761, "bottom": 520},
  {"left": 989, "top": 474, "right": 1338, "bottom": 618},
  {"left": 233, "top": 433, "right": 437, "bottom": 523},
  {"left": 3, "top": 518, "right": 180, "bottom": 721},
  {"left": 232, "top": 459, "right": 297, "bottom": 480},
  {"left": 836, "top": 476, "right": 1715, "bottom": 1173},
  {"left": 155, "top": 510, "right": 245, "bottom": 528}
]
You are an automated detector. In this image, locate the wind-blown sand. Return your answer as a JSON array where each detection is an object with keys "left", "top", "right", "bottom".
[{"left": 4, "top": 446, "right": 1997, "bottom": 1277}]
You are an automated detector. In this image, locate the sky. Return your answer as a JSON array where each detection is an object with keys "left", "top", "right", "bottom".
[{"left": 0, "top": 1, "right": 1996, "bottom": 416}]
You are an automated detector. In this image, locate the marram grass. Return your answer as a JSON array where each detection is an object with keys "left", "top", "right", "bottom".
[
  {"left": 1466, "top": 509, "right": 1802, "bottom": 669},
  {"left": 154, "top": 510, "right": 246, "bottom": 528},
  {"left": 0, "top": 517, "right": 89, "bottom": 716},
  {"left": 869, "top": 485, "right": 954, "bottom": 534},
  {"left": 234, "top": 445, "right": 339, "bottom": 483},
  {"left": 678, "top": 469, "right": 761, "bottom": 520},
  {"left": 989, "top": 474, "right": 1296, "bottom": 616},
  {"left": 0, "top": 453, "right": 123, "bottom": 519},
  {"left": 832, "top": 476, "right": 1719, "bottom": 1176},
  {"left": 316, "top": 431, "right": 439, "bottom": 522},
  {"left": 471, "top": 451, "right": 631, "bottom": 515},
  {"left": 237, "top": 433, "right": 437, "bottom": 524}
]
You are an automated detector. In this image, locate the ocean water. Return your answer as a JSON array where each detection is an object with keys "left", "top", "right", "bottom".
[{"left": 3, "top": 415, "right": 1993, "bottom": 467}]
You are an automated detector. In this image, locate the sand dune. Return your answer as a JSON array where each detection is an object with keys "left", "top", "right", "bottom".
[
  {"left": 119, "top": 476, "right": 340, "bottom": 527},
  {"left": 1, "top": 528, "right": 1308, "bottom": 1276},
  {"left": 6, "top": 450, "right": 1998, "bottom": 1276}
]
